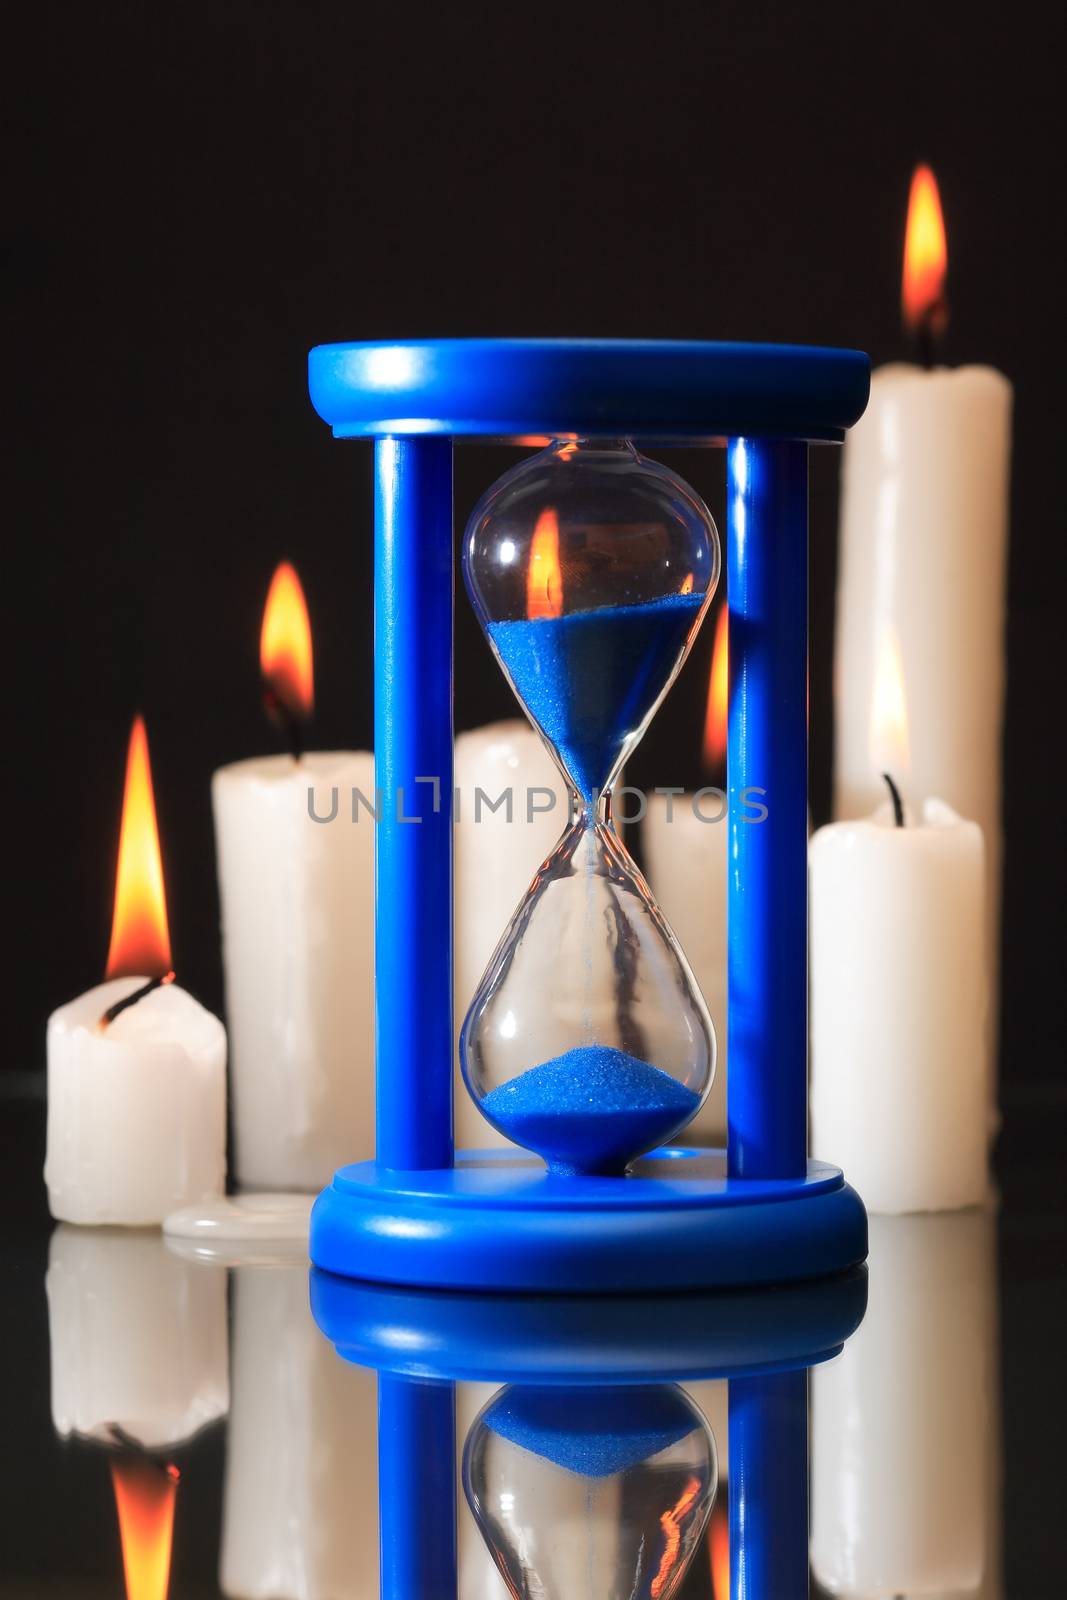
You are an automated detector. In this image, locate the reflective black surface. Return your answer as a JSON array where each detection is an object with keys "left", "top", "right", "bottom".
[{"left": 1, "top": 1091, "right": 1064, "bottom": 1597}]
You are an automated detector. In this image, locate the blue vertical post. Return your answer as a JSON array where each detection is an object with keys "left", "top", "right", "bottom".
[
  {"left": 374, "top": 436, "right": 454, "bottom": 1170},
  {"left": 378, "top": 1373, "right": 457, "bottom": 1599},
  {"left": 726, "top": 438, "right": 809, "bottom": 1180},
  {"left": 728, "top": 1371, "right": 808, "bottom": 1599}
]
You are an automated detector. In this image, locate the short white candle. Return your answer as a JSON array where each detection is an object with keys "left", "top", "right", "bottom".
[
  {"left": 213, "top": 563, "right": 375, "bottom": 1189},
  {"left": 47, "top": 1225, "right": 228, "bottom": 1449},
  {"left": 220, "top": 1262, "right": 378, "bottom": 1598},
  {"left": 454, "top": 720, "right": 568, "bottom": 1150},
  {"left": 834, "top": 168, "right": 1012, "bottom": 1105},
  {"left": 213, "top": 750, "right": 375, "bottom": 1188},
  {"left": 810, "top": 1210, "right": 996, "bottom": 1595},
  {"left": 45, "top": 717, "right": 227, "bottom": 1227},
  {"left": 809, "top": 789, "right": 988, "bottom": 1213}
]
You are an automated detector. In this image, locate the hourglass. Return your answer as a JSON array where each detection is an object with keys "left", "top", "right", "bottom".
[
  {"left": 307, "top": 339, "right": 870, "bottom": 1291},
  {"left": 462, "top": 439, "right": 718, "bottom": 1175}
]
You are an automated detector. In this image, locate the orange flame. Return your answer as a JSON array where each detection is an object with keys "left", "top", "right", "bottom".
[
  {"left": 868, "top": 623, "right": 910, "bottom": 779},
  {"left": 111, "top": 1457, "right": 179, "bottom": 1600},
  {"left": 651, "top": 1474, "right": 702, "bottom": 1599},
  {"left": 702, "top": 604, "right": 729, "bottom": 771},
  {"left": 260, "top": 562, "right": 314, "bottom": 719},
  {"left": 106, "top": 718, "right": 172, "bottom": 979},
  {"left": 902, "top": 164, "right": 948, "bottom": 338},
  {"left": 680, "top": 572, "right": 695, "bottom": 596},
  {"left": 526, "top": 509, "right": 563, "bottom": 620},
  {"left": 710, "top": 1498, "right": 729, "bottom": 1599}
]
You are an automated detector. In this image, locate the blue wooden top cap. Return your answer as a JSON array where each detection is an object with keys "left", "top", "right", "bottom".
[{"left": 308, "top": 338, "right": 870, "bottom": 444}]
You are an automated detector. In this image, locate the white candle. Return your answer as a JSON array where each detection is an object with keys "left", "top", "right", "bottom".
[
  {"left": 641, "top": 602, "right": 729, "bottom": 1143},
  {"left": 809, "top": 793, "right": 988, "bottom": 1213},
  {"left": 220, "top": 1262, "right": 378, "bottom": 1598},
  {"left": 454, "top": 720, "right": 568, "bottom": 1150},
  {"left": 47, "top": 1225, "right": 228, "bottom": 1448},
  {"left": 810, "top": 1210, "right": 997, "bottom": 1596},
  {"left": 643, "top": 793, "right": 727, "bottom": 1143},
  {"left": 47, "top": 978, "right": 227, "bottom": 1225},
  {"left": 212, "top": 750, "right": 375, "bottom": 1188},
  {"left": 834, "top": 168, "right": 1012, "bottom": 1104},
  {"left": 45, "top": 716, "right": 227, "bottom": 1226}
]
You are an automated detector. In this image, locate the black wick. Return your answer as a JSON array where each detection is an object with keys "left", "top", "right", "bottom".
[
  {"left": 882, "top": 772, "right": 905, "bottom": 828},
  {"left": 913, "top": 297, "right": 948, "bottom": 373},
  {"left": 263, "top": 687, "right": 304, "bottom": 762},
  {"left": 98, "top": 971, "right": 175, "bottom": 1032}
]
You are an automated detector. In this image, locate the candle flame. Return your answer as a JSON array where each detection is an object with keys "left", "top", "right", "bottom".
[
  {"left": 111, "top": 1456, "right": 179, "bottom": 1600},
  {"left": 710, "top": 1498, "right": 729, "bottom": 1599},
  {"left": 902, "top": 164, "right": 948, "bottom": 338},
  {"left": 680, "top": 572, "right": 695, "bottom": 595},
  {"left": 650, "top": 1474, "right": 703, "bottom": 1599},
  {"left": 868, "top": 624, "right": 911, "bottom": 778},
  {"left": 106, "top": 717, "right": 172, "bottom": 979},
  {"left": 260, "top": 562, "right": 314, "bottom": 719},
  {"left": 526, "top": 509, "right": 563, "bottom": 620},
  {"left": 702, "top": 604, "right": 729, "bottom": 771}
]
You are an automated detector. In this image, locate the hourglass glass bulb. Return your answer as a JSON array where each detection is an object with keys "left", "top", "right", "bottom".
[
  {"left": 464, "top": 440, "right": 719, "bottom": 802},
  {"left": 463, "top": 1383, "right": 717, "bottom": 1600},
  {"left": 461, "top": 440, "right": 720, "bottom": 1175}
]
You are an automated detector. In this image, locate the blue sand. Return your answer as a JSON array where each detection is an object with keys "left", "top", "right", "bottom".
[
  {"left": 487, "top": 593, "right": 705, "bottom": 801},
  {"left": 484, "top": 1385, "right": 698, "bottom": 1478},
  {"left": 480, "top": 1045, "right": 700, "bottom": 1176}
]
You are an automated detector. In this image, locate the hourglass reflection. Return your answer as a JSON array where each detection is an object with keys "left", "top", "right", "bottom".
[
  {"left": 464, "top": 1382, "right": 716, "bottom": 1600},
  {"left": 461, "top": 441, "right": 718, "bottom": 1175}
]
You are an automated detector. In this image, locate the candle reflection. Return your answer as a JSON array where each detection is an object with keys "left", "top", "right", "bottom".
[
  {"left": 221, "top": 1260, "right": 378, "bottom": 1599},
  {"left": 810, "top": 1209, "right": 1001, "bottom": 1597}
]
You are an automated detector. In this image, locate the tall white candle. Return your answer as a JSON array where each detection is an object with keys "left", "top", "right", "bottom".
[
  {"left": 643, "top": 794, "right": 727, "bottom": 1143},
  {"left": 641, "top": 602, "right": 730, "bottom": 1143},
  {"left": 809, "top": 792, "right": 988, "bottom": 1213},
  {"left": 454, "top": 721, "right": 568, "bottom": 1150},
  {"left": 45, "top": 717, "right": 227, "bottom": 1226},
  {"left": 834, "top": 168, "right": 1012, "bottom": 1103},
  {"left": 47, "top": 1225, "right": 228, "bottom": 1448},
  {"left": 220, "top": 1261, "right": 378, "bottom": 1598},
  {"left": 810, "top": 1210, "right": 998, "bottom": 1596},
  {"left": 213, "top": 751, "right": 375, "bottom": 1188},
  {"left": 214, "top": 562, "right": 375, "bottom": 1189}
]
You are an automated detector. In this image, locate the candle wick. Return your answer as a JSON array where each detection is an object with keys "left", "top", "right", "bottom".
[
  {"left": 98, "top": 971, "right": 175, "bottom": 1032},
  {"left": 881, "top": 772, "right": 905, "bottom": 828},
  {"left": 262, "top": 686, "right": 304, "bottom": 764},
  {"left": 913, "top": 299, "right": 947, "bottom": 372}
]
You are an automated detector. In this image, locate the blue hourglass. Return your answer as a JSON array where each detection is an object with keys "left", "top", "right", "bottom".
[
  {"left": 306, "top": 339, "right": 871, "bottom": 1295},
  {"left": 461, "top": 440, "right": 719, "bottom": 1175}
]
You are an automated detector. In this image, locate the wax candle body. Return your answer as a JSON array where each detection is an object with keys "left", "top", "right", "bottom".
[
  {"left": 45, "top": 978, "right": 226, "bottom": 1226},
  {"left": 47, "top": 1225, "right": 228, "bottom": 1448},
  {"left": 220, "top": 1261, "right": 377, "bottom": 1599},
  {"left": 212, "top": 751, "right": 374, "bottom": 1189},
  {"left": 834, "top": 364, "right": 1012, "bottom": 1098},
  {"left": 810, "top": 1210, "right": 997, "bottom": 1595},
  {"left": 643, "top": 794, "right": 727, "bottom": 1143},
  {"left": 810, "top": 799, "right": 987, "bottom": 1213},
  {"left": 454, "top": 722, "right": 567, "bottom": 1151}
]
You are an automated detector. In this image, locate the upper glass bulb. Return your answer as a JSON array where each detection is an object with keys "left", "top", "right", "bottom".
[{"left": 464, "top": 440, "right": 720, "bottom": 801}]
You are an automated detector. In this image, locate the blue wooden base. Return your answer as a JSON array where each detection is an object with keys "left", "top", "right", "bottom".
[{"left": 309, "top": 1147, "right": 867, "bottom": 1292}]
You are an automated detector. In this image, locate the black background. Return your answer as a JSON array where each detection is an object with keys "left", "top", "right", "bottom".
[{"left": 5, "top": 1, "right": 1064, "bottom": 1085}]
